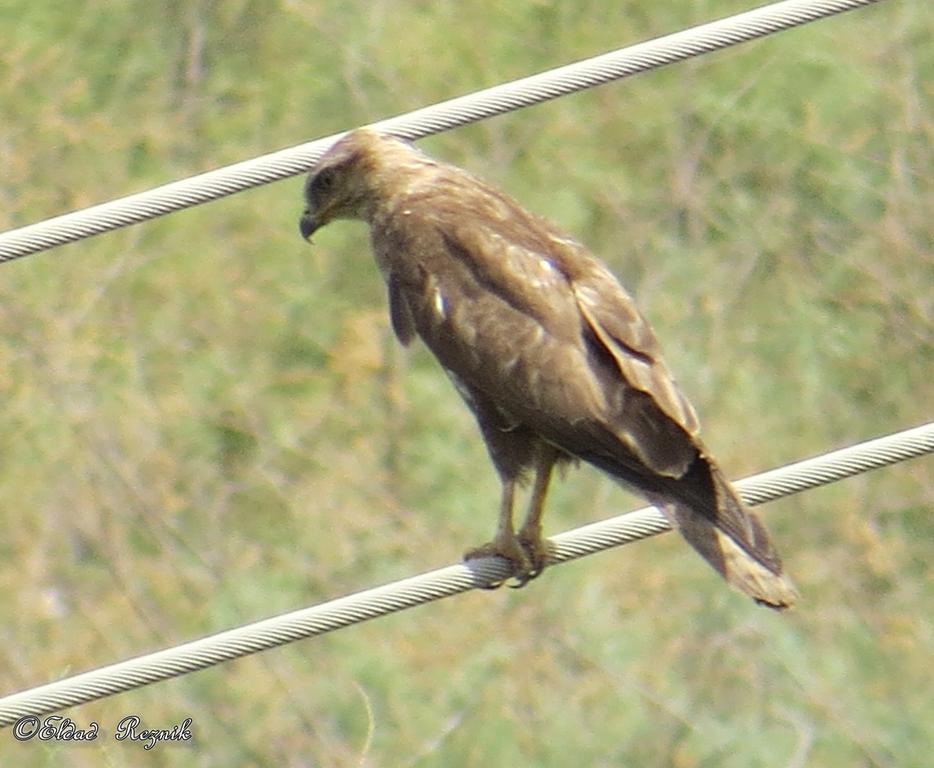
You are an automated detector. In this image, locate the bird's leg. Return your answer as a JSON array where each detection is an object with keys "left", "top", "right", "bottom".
[
  {"left": 464, "top": 477, "right": 533, "bottom": 587},
  {"left": 516, "top": 447, "right": 558, "bottom": 582}
]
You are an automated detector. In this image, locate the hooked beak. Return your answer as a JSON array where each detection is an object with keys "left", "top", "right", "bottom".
[{"left": 299, "top": 211, "right": 320, "bottom": 242}]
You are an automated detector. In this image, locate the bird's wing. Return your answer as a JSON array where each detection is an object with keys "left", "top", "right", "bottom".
[
  {"left": 437, "top": 222, "right": 576, "bottom": 336},
  {"left": 387, "top": 272, "right": 417, "bottom": 345},
  {"left": 431, "top": 205, "right": 697, "bottom": 480},
  {"left": 568, "top": 256, "right": 699, "bottom": 435},
  {"left": 550, "top": 244, "right": 699, "bottom": 478}
]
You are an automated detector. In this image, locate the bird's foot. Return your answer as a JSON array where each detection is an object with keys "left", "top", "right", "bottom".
[
  {"left": 464, "top": 532, "right": 540, "bottom": 589},
  {"left": 515, "top": 528, "right": 550, "bottom": 587}
]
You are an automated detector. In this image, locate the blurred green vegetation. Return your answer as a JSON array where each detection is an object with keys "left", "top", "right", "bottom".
[{"left": 1, "top": 0, "right": 931, "bottom": 765}]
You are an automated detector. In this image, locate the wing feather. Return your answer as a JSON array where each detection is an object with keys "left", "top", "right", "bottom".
[
  {"left": 397, "top": 177, "right": 699, "bottom": 479},
  {"left": 569, "top": 260, "right": 700, "bottom": 439},
  {"left": 387, "top": 272, "right": 416, "bottom": 345},
  {"left": 439, "top": 222, "right": 577, "bottom": 340}
]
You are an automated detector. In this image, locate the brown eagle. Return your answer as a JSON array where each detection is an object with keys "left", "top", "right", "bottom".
[{"left": 300, "top": 128, "right": 796, "bottom": 609}]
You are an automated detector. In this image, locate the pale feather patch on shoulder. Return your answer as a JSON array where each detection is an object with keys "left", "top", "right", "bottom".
[
  {"left": 574, "top": 283, "right": 602, "bottom": 309},
  {"left": 503, "top": 242, "right": 563, "bottom": 290},
  {"left": 421, "top": 273, "right": 448, "bottom": 325},
  {"left": 432, "top": 286, "right": 447, "bottom": 320},
  {"left": 547, "top": 233, "right": 582, "bottom": 248},
  {"left": 531, "top": 257, "right": 560, "bottom": 288}
]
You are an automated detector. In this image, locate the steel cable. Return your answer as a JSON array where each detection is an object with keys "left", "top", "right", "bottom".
[
  {"left": 0, "top": 421, "right": 930, "bottom": 728},
  {"left": 0, "top": 0, "right": 884, "bottom": 263},
  {"left": 0, "top": 0, "right": 911, "bottom": 732}
]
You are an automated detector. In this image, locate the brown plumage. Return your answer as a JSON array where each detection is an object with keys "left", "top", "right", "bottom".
[{"left": 300, "top": 128, "right": 797, "bottom": 609}]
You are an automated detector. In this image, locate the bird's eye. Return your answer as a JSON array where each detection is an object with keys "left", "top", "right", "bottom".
[{"left": 312, "top": 167, "right": 337, "bottom": 199}]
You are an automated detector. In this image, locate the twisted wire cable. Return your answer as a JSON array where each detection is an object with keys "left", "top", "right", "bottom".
[
  {"left": 0, "top": 421, "right": 930, "bottom": 728},
  {"left": 0, "top": 0, "right": 884, "bottom": 264}
]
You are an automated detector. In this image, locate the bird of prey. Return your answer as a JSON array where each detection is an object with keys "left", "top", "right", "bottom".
[{"left": 299, "top": 128, "right": 797, "bottom": 609}]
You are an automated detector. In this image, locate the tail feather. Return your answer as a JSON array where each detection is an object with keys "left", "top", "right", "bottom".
[
  {"left": 576, "top": 438, "right": 797, "bottom": 608},
  {"left": 649, "top": 455, "right": 797, "bottom": 609}
]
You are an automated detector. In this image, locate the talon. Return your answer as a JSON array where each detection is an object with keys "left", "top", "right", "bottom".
[
  {"left": 517, "top": 530, "right": 550, "bottom": 580},
  {"left": 507, "top": 570, "right": 539, "bottom": 589},
  {"left": 464, "top": 534, "right": 535, "bottom": 588}
]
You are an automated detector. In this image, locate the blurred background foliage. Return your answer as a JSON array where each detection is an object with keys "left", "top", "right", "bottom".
[{"left": 0, "top": 0, "right": 931, "bottom": 765}]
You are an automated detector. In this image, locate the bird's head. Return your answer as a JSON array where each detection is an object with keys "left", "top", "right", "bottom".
[{"left": 300, "top": 128, "right": 413, "bottom": 241}]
